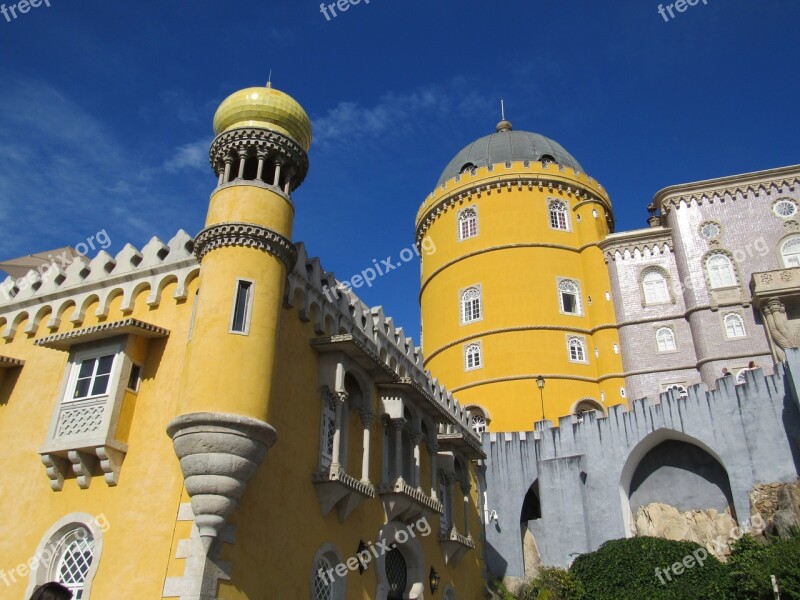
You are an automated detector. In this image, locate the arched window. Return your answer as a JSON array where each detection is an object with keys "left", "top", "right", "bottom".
[
  {"left": 642, "top": 269, "right": 670, "bottom": 304},
  {"left": 52, "top": 527, "right": 95, "bottom": 599},
  {"left": 311, "top": 545, "right": 345, "bottom": 600},
  {"left": 471, "top": 413, "right": 487, "bottom": 434},
  {"left": 573, "top": 399, "right": 605, "bottom": 420},
  {"left": 656, "top": 327, "right": 676, "bottom": 352},
  {"left": 464, "top": 342, "right": 482, "bottom": 371},
  {"left": 558, "top": 279, "right": 582, "bottom": 315},
  {"left": 460, "top": 287, "right": 482, "bottom": 324},
  {"left": 548, "top": 200, "right": 569, "bottom": 231},
  {"left": 568, "top": 337, "right": 587, "bottom": 363},
  {"left": 724, "top": 313, "right": 746, "bottom": 338},
  {"left": 312, "top": 557, "right": 334, "bottom": 600},
  {"left": 457, "top": 208, "right": 478, "bottom": 241},
  {"left": 781, "top": 236, "right": 800, "bottom": 267},
  {"left": 706, "top": 254, "right": 736, "bottom": 289},
  {"left": 385, "top": 547, "right": 408, "bottom": 600}
]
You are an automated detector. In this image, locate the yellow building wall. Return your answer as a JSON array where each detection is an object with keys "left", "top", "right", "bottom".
[
  {"left": 0, "top": 280, "right": 195, "bottom": 599},
  {"left": 214, "top": 305, "right": 486, "bottom": 599},
  {"left": 418, "top": 162, "right": 626, "bottom": 430}
]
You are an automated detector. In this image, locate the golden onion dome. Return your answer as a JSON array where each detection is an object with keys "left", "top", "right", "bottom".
[{"left": 212, "top": 86, "right": 312, "bottom": 152}]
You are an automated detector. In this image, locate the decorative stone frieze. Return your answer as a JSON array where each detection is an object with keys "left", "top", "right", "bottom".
[
  {"left": 193, "top": 222, "right": 298, "bottom": 270},
  {"left": 378, "top": 478, "right": 443, "bottom": 523}
]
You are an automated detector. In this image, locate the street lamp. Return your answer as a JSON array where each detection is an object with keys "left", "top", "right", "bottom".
[
  {"left": 429, "top": 567, "right": 440, "bottom": 594},
  {"left": 536, "top": 375, "right": 545, "bottom": 421}
]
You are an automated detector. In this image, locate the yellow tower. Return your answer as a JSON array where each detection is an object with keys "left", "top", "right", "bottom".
[
  {"left": 168, "top": 84, "right": 312, "bottom": 550},
  {"left": 416, "top": 119, "right": 625, "bottom": 431}
]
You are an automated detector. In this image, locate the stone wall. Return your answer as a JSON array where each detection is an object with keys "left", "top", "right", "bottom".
[{"left": 481, "top": 348, "right": 800, "bottom": 578}]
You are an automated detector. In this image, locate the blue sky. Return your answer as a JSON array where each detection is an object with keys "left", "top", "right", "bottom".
[{"left": 1, "top": 0, "right": 798, "bottom": 343}]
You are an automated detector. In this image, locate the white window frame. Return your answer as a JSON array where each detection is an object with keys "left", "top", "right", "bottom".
[
  {"left": 464, "top": 342, "right": 483, "bottom": 372},
  {"left": 724, "top": 313, "right": 747, "bottom": 339},
  {"left": 548, "top": 199, "right": 570, "bottom": 231},
  {"left": 781, "top": 236, "right": 800, "bottom": 268},
  {"left": 642, "top": 268, "right": 671, "bottom": 305},
  {"left": 558, "top": 278, "right": 582, "bottom": 316},
  {"left": 567, "top": 336, "right": 588, "bottom": 364},
  {"left": 706, "top": 254, "right": 737, "bottom": 289},
  {"left": 229, "top": 278, "right": 255, "bottom": 335},
  {"left": 65, "top": 349, "right": 117, "bottom": 403},
  {"left": 773, "top": 198, "right": 798, "bottom": 219},
  {"left": 656, "top": 327, "right": 677, "bottom": 352},
  {"left": 25, "top": 513, "right": 105, "bottom": 600},
  {"left": 457, "top": 207, "right": 479, "bottom": 241},
  {"left": 460, "top": 286, "right": 483, "bottom": 325}
]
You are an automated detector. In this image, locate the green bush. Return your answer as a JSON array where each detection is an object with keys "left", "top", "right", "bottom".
[
  {"left": 517, "top": 567, "right": 585, "bottom": 600},
  {"left": 727, "top": 533, "right": 800, "bottom": 599},
  {"left": 569, "top": 537, "right": 729, "bottom": 600}
]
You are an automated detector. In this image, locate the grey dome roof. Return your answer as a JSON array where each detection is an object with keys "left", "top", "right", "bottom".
[{"left": 437, "top": 127, "right": 583, "bottom": 187}]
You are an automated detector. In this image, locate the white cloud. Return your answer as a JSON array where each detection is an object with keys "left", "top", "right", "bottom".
[
  {"left": 164, "top": 139, "right": 212, "bottom": 172},
  {"left": 312, "top": 82, "right": 494, "bottom": 148}
]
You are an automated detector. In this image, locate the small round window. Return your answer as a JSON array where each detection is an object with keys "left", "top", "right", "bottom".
[
  {"left": 774, "top": 199, "right": 798, "bottom": 219},
  {"left": 700, "top": 222, "right": 720, "bottom": 240}
]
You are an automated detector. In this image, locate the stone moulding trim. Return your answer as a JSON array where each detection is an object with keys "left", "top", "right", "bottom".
[
  {"left": 450, "top": 372, "right": 628, "bottom": 394},
  {"left": 312, "top": 467, "right": 376, "bottom": 521},
  {"left": 653, "top": 167, "right": 799, "bottom": 215},
  {"left": 423, "top": 323, "right": 618, "bottom": 364},
  {"left": 194, "top": 222, "right": 298, "bottom": 270},
  {"left": 166, "top": 412, "right": 278, "bottom": 554},
  {"left": 378, "top": 478, "right": 443, "bottom": 521},
  {"left": 0, "top": 355, "right": 24, "bottom": 367},
  {"left": 419, "top": 241, "right": 604, "bottom": 296},
  {"left": 34, "top": 318, "right": 170, "bottom": 351}
]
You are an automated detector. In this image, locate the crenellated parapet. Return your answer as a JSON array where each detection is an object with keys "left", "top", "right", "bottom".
[
  {"left": 285, "top": 243, "right": 479, "bottom": 444},
  {"left": 481, "top": 350, "right": 800, "bottom": 575},
  {"left": 416, "top": 160, "right": 613, "bottom": 244},
  {"left": 0, "top": 230, "right": 198, "bottom": 340}
]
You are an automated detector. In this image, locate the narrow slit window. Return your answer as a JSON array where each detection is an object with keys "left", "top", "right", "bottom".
[{"left": 231, "top": 280, "right": 254, "bottom": 334}]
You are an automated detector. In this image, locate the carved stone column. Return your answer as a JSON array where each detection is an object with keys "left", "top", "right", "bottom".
[
  {"left": 460, "top": 480, "right": 472, "bottom": 537},
  {"left": 427, "top": 441, "right": 439, "bottom": 501},
  {"left": 360, "top": 410, "right": 374, "bottom": 484},
  {"left": 762, "top": 298, "right": 790, "bottom": 361},
  {"left": 411, "top": 431, "right": 423, "bottom": 490},
  {"left": 330, "top": 391, "right": 348, "bottom": 474}
]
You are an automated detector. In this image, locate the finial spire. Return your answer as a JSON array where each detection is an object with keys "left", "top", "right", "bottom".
[
  {"left": 496, "top": 98, "right": 513, "bottom": 133},
  {"left": 266, "top": 70, "right": 272, "bottom": 89}
]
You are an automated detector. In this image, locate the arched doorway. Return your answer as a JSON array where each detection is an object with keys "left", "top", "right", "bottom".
[{"left": 519, "top": 480, "right": 543, "bottom": 578}]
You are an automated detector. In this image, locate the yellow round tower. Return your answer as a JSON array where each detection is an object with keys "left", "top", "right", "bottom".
[
  {"left": 168, "top": 84, "right": 311, "bottom": 550},
  {"left": 416, "top": 120, "right": 625, "bottom": 431}
]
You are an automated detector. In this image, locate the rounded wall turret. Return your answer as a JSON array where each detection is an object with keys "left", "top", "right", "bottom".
[
  {"left": 170, "top": 84, "right": 311, "bottom": 551},
  {"left": 417, "top": 124, "right": 625, "bottom": 430}
]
